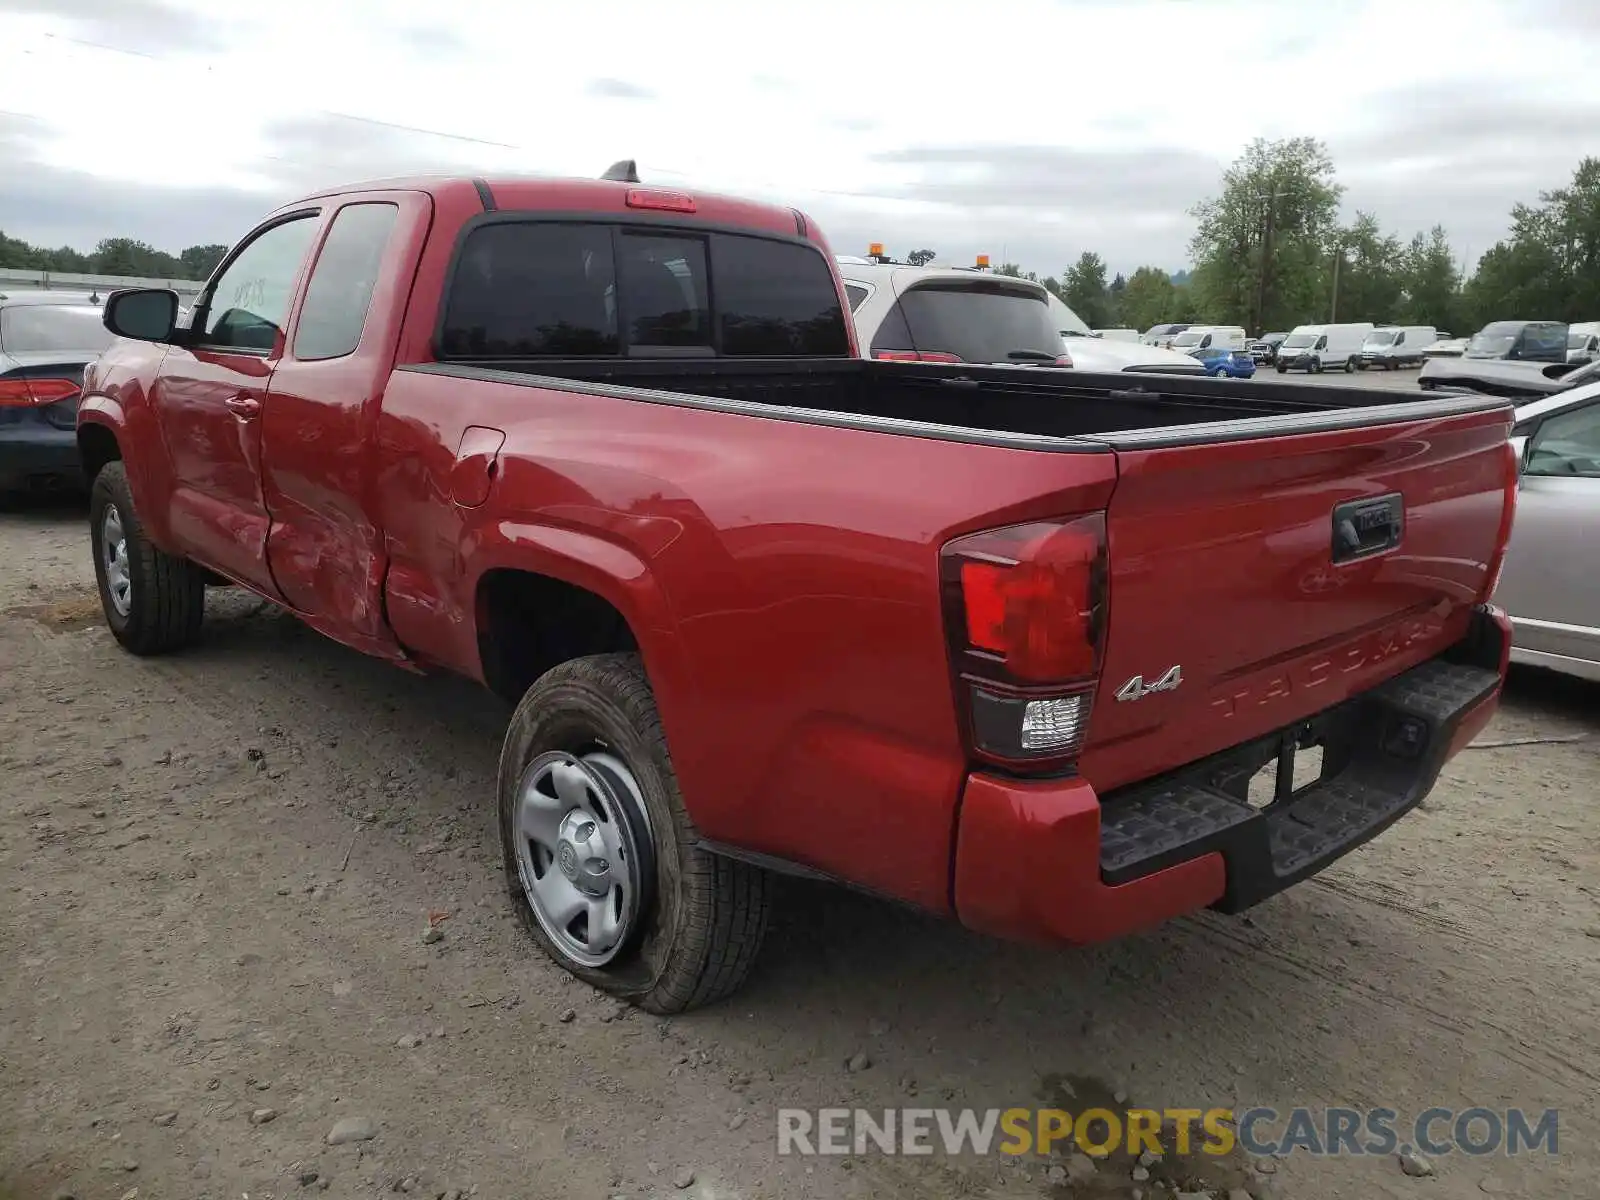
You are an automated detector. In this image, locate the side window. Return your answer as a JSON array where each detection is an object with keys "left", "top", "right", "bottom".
[
  {"left": 439, "top": 223, "right": 619, "bottom": 357},
  {"left": 1525, "top": 404, "right": 1600, "bottom": 479},
  {"left": 1394, "top": 332, "right": 1405, "bottom": 346},
  {"left": 1316, "top": 335, "right": 1328, "bottom": 350},
  {"left": 866, "top": 303, "right": 915, "bottom": 357},
  {"left": 1198, "top": 334, "right": 1212, "bottom": 349},
  {"left": 617, "top": 233, "right": 711, "bottom": 351},
  {"left": 200, "top": 216, "right": 319, "bottom": 351},
  {"left": 845, "top": 284, "right": 869, "bottom": 312},
  {"left": 712, "top": 234, "right": 849, "bottom": 356},
  {"left": 293, "top": 203, "right": 399, "bottom": 361}
]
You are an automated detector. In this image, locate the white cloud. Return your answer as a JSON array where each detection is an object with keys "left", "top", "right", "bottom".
[{"left": 0, "top": 0, "right": 1595, "bottom": 271}]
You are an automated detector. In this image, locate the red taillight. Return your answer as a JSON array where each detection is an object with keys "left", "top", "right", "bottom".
[
  {"left": 941, "top": 515, "right": 1108, "bottom": 766},
  {"left": 873, "top": 350, "right": 964, "bottom": 363},
  {"left": 0, "top": 377, "right": 81, "bottom": 407},
  {"left": 1054, "top": 351, "right": 1074, "bottom": 368},
  {"left": 625, "top": 188, "right": 696, "bottom": 213}
]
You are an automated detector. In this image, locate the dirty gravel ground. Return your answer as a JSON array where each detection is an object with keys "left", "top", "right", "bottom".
[{"left": 2, "top": 497, "right": 1597, "bottom": 1200}]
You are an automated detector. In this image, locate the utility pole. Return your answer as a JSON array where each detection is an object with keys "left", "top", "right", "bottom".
[{"left": 1329, "top": 247, "right": 1341, "bottom": 322}]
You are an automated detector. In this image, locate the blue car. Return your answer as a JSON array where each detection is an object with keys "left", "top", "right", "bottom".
[
  {"left": 0, "top": 290, "right": 112, "bottom": 497},
  {"left": 1195, "top": 348, "right": 1256, "bottom": 378}
]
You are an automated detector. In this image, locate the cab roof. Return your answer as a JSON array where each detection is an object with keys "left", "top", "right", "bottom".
[{"left": 282, "top": 174, "right": 812, "bottom": 241}]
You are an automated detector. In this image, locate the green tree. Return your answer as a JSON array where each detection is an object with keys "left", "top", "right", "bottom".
[
  {"left": 1190, "top": 136, "right": 1343, "bottom": 334},
  {"left": 180, "top": 244, "right": 229, "bottom": 280},
  {"left": 1399, "top": 226, "right": 1463, "bottom": 331},
  {"left": 1107, "top": 272, "right": 1127, "bottom": 325},
  {"left": 1329, "top": 212, "right": 1404, "bottom": 324},
  {"left": 1062, "top": 251, "right": 1112, "bottom": 328},
  {"left": 1460, "top": 157, "right": 1600, "bottom": 324},
  {"left": 1117, "top": 266, "right": 1181, "bottom": 332}
]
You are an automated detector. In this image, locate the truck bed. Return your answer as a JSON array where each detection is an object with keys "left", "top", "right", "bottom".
[{"left": 404, "top": 357, "right": 1510, "bottom": 449}]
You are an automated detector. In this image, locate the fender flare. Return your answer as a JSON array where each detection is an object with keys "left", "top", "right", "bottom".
[{"left": 76, "top": 394, "right": 179, "bottom": 550}]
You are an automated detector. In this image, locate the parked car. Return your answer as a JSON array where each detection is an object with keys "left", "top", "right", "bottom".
[
  {"left": 1275, "top": 323, "right": 1375, "bottom": 373},
  {"left": 0, "top": 289, "right": 114, "bottom": 497},
  {"left": 1566, "top": 325, "right": 1600, "bottom": 364},
  {"left": 1422, "top": 336, "right": 1469, "bottom": 358},
  {"left": 1249, "top": 332, "right": 1288, "bottom": 364},
  {"left": 1494, "top": 381, "right": 1600, "bottom": 682},
  {"left": 1357, "top": 325, "right": 1436, "bottom": 370},
  {"left": 1197, "top": 348, "right": 1256, "bottom": 378},
  {"left": 1092, "top": 328, "right": 1141, "bottom": 342},
  {"left": 1141, "top": 322, "right": 1192, "bottom": 348},
  {"left": 81, "top": 172, "right": 1518, "bottom": 1011},
  {"left": 1171, "top": 325, "right": 1249, "bottom": 355},
  {"left": 1461, "top": 320, "right": 1569, "bottom": 363},
  {"left": 1417, "top": 353, "right": 1600, "bottom": 399},
  {"left": 1046, "top": 294, "right": 1207, "bottom": 375}
]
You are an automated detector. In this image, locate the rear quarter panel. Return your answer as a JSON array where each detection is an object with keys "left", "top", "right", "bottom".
[{"left": 374, "top": 368, "right": 1117, "bottom": 910}]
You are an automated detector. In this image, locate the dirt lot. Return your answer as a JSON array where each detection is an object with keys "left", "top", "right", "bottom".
[{"left": 2, "top": 494, "right": 1597, "bottom": 1200}]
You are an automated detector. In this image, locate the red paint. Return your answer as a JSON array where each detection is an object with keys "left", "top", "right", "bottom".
[
  {"left": 953, "top": 772, "right": 1226, "bottom": 942},
  {"left": 78, "top": 173, "right": 1515, "bottom": 942}
]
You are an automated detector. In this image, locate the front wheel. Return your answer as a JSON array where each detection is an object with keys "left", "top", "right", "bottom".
[
  {"left": 90, "top": 462, "right": 206, "bottom": 655},
  {"left": 1344, "top": 357, "right": 1356, "bottom": 373},
  {"left": 498, "top": 653, "right": 770, "bottom": 1012}
]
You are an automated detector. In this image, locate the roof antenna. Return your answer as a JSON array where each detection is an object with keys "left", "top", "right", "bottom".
[{"left": 601, "top": 159, "right": 640, "bottom": 183}]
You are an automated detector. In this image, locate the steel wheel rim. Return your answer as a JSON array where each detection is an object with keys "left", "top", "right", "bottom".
[
  {"left": 513, "top": 749, "right": 653, "bottom": 968},
  {"left": 101, "top": 504, "right": 132, "bottom": 617}
]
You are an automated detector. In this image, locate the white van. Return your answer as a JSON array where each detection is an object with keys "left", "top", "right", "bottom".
[
  {"left": 1170, "top": 325, "right": 1248, "bottom": 355},
  {"left": 1358, "top": 325, "right": 1436, "bottom": 370},
  {"left": 1275, "top": 322, "right": 1375, "bottom": 373},
  {"left": 1568, "top": 322, "right": 1600, "bottom": 364}
]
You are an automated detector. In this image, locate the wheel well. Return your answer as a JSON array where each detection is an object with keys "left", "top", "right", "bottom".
[
  {"left": 476, "top": 569, "right": 640, "bottom": 703},
  {"left": 77, "top": 424, "right": 122, "bottom": 483}
]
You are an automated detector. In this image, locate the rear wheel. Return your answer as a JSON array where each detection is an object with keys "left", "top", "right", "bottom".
[
  {"left": 498, "top": 653, "right": 770, "bottom": 1012},
  {"left": 90, "top": 462, "right": 206, "bottom": 655}
]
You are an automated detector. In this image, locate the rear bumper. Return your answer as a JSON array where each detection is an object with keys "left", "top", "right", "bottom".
[
  {"left": 953, "top": 606, "right": 1510, "bottom": 944},
  {"left": 0, "top": 418, "right": 83, "bottom": 490}
]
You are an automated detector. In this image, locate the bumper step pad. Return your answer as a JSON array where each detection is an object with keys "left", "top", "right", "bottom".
[{"left": 1098, "top": 657, "right": 1499, "bottom": 911}]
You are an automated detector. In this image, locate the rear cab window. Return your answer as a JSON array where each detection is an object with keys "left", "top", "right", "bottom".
[
  {"left": 437, "top": 220, "right": 849, "bottom": 359},
  {"left": 869, "top": 281, "right": 1060, "bottom": 364}
]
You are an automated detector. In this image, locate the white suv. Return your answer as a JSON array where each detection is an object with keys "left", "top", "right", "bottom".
[{"left": 836, "top": 256, "right": 1205, "bottom": 375}]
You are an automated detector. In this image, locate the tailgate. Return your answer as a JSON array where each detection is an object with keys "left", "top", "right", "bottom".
[{"left": 1080, "top": 398, "right": 1516, "bottom": 792}]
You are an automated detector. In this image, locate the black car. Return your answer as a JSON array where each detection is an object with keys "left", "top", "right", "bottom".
[
  {"left": 0, "top": 290, "right": 114, "bottom": 497},
  {"left": 1249, "top": 332, "right": 1288, "bottom": 364}
]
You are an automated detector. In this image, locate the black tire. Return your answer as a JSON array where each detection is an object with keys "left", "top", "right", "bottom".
[
  {"left": 90, "top": 462, "right": 205, "bottom": 655},
  {"left": 1276, "top": 364, "right": 1287, "bottom": 374},
  {"left": 1344, "top": 357, "right": 1355, "bottom": 373},
  {"left": 498, "top": 652, "right": 770, "bottom": 1013}
]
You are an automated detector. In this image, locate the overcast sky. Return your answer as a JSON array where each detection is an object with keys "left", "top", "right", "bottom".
[{"left": 1, "top": 0, "right": 1596, "bottom": 276}]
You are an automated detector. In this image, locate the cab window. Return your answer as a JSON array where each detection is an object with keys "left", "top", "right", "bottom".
[
  {"left": 1525, "top": 403, "right": 1600, "bottom": 479},
  {"left": 199, "top": 215, "right": 319, "bottom": 352}
]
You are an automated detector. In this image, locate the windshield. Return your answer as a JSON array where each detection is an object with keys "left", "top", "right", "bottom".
[
  {"left": 1465, "top": 323, "right": 1523, "bottom": 358},
  {"left": 0, "top": 304, "right": 115, "bottom": 354},
  {"left": 1172, "top": 330, "right": 1204, "bottom": 347},
  {"left": 1569, "top": 332, "right": 1589, "bottom": 349},
  {"left": 876, "top": 282, "right": 1060, "bottom": 364},
  {"left": 1364, "top": 331, "right": 1397, "bottom": 346},
  {"left": 1281, "top": 332, "right": 1316, "bottom": 349}
]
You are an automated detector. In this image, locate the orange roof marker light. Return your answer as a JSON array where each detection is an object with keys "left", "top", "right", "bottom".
[
  {"left": 975, "top": 254, "right": 991, "bottom": 270},
  {"left": 868, "top": 242, "right": 885, "bottom": 258}
]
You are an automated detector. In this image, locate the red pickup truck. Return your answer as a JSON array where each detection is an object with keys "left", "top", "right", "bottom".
[{"left": 80, "top": 174, "right": 1518, "bottom": 1012}]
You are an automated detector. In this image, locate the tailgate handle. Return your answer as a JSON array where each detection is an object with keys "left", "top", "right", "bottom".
[{"left": 1331, "top": 493, "right": 1403, "bottom": 564}]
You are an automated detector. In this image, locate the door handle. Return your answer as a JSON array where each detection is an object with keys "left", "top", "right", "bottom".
[{"left": 224, "top": 394, "right": 261, "bottom": 419}]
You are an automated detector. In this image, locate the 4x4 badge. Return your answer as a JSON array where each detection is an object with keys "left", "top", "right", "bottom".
[{"left": 1115, "top": 665, "right": 1183, "bottom": 702}]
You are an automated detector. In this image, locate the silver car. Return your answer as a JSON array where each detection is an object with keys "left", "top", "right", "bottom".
[{"left": 1493, "top": 382, "right": 1600, "bottom": 681}]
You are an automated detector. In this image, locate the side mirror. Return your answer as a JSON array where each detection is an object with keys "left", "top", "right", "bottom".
[{"left": 103, "top": 288, "right": 180, "bottom": 343}]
